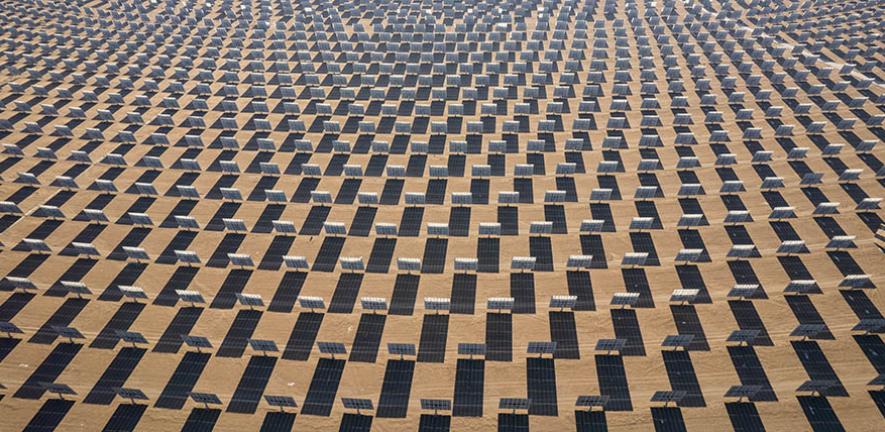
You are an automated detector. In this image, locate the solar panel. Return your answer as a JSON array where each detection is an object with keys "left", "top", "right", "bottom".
[
  {"left": 727, "top": 330, "right": 761, "bottom": 345},
  {"left": 621, "top": 252, "right": 649, "bottom": 267},
  {"left": 361, "top": 297, "right": 389, "bottom": 312},
  {"left": 499, "top": 398, "right": 530, "bottom": 411},
  {"left": 387, "top": 343, "right": 417, "bottom": 357},
  {"left": 283, "top": 256, "right": 310, "bottom": 270},
  {"left": 70, "top": 242, "right": 100, "bottom": 257},
  {"left": 784, "top": 280, "right": 820, "bottom": 295},
  {"left": 724, "top": 385, "right": 762, "bottom": 399},
  {"left": 487, "top": 297, "right": 515, "bottom": 311},
  {"left": 52, "top": 326, "right": 85, "bottom": 340},
  {"left": 852, "top": 318, "right": 885, "bottom": 333},
  {"left": 248, "top": 339, "right": 280, "bottom": 353},
  {"left": 857, "top": 198, "right": 882, "bottom": 210},
  {"left": 340, "top": 257, "right": 365, "bottom": 272},
  {"left": 223, "top": 218, "right": 248, "bottom": 232},
  {"left": 311, "top": 191, "right": 333, "bottom": 204},
  {"left": 228, "top": 253, "right": 255, "bottom": 268},
  {"left": 375, "top": 223, "right": 397, "bottom": 237},
  {"left": 265, "top": 395, "right": 297, "bottom": 409},
  {"left": 342, "top": 398, "right": 374, "bottom": 411},
  {"left": 36, "top": 206, "right": 66, "bottom": 219},
  {"left": 115, "top": 330, "right": 148, "bottom": 345},
  {"left": 271, "top": 220, "right": 297, "bottom": 235},
  {"left": 455, "top": 258, "right": 478, "bottom": 272},
  {"left": 397, "top": 258, "right": 421, "bottom": 273},
  {"left": 574, "top": 395, "right": 608, "bottom": 412},
  {"left": 317, "top": 342, "right": 347, "bottom": 356},
  {"left": 826, "top": 236, "right": 856, "bottom": 250},
  {"left": 176, "top": 290, "right": 206, "bottom": 305},
  {"left": 796, "top": 380, "right": 836, "bottom": 394},
  {"left": 220, "top": 188, "right": 243, "bottom": 201},
  {"left": 611, "top": 293, "right": 640, "bottom": 307},
  {"left": 839, "top": 274, "right": 874, "bottom": 289},
  {"left": 458, "top": 343, "right": 487, "bottom": 357},
  {"left": 549, "top": 295, "right": 578, "bottom": 310},
  {"left": 629, "top": 217, "right": 655, "bottom": 231},
  {"left": 427, "top": 223, "right": 449, "bottom": 237},
  {"left": 115, "top": 387, "right": 149, "bottom": 402},
  {"left": 0, "top": 201, "right": 23, "bottom": 214},
  {"left": 563, "top": 255, "right": 592, "bottom": 270},
  {"left": 190, "top": 392, "right": 222, "bottom": 406},
  {"left": 728, "top": 284, "right": 761, "bottom": 299},
  {"left": 670, "top": 289, "right": 699, "bottom": 303},
  {"left": 527, "top": 341, "right": 557, "bottom": 355},
  {"left": 324, "top": 222, "right": 347, "bottom": 236},
  {"left": 405, "top": 193, "right": 426, "bottom": 205},
  {"left": 127, "top": 213, "right": 153, "bottom": 226},
  {"left": 650, "top": 390, "right": 686, "bottom": 404},
  {"left": 790, "top": 324, "right": 828, "bottom": 339},
  {"left": 662, "top": 335, "right": 695, "bottom": 349},
  {"left": 41, "top": 382, "right": 77, "bottom": 397},
  {"left": 0, "top": 321, "right": 24, "bottom": 335},
  {"left": 497, "top": 191, "right": 520, "bottom": 204},
  {"left": 298, "top": 296, "right": 326, "bottom": 310},
  {"left": 511, "top": 256, "right": 536, "bottom": 271},
  {"left": 478, "top": 223, "right": 502, "bottom": 237},
  {"left": 182, "top": 335, "right": 213, "bottom": 350},
  {"left": 175, "top": 216, "right": 200, "bottom": 230},
  {"left": 5, "top": 276, "right": 37, "bottom": 290},
  {"left": 420, "top": 399, "right": 452, "bottom": 411},
  {"left": 424, "top": 297, "right": 451, "bottom": 312},
  {"left": 595, "top": 339, "right": 627, "bottom": 353},
  {"left": 236, "top": 293, "right": 264, "bottom": 308},
  {"left": 175, "top": 250, "right": 201, "bottom": 265}
]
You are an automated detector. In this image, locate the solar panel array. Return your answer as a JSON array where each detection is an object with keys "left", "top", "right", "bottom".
[{"left": 0, "top": 0, "right": 883, "bottom": 430}]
